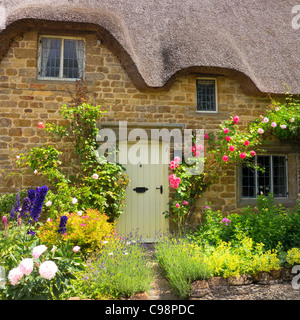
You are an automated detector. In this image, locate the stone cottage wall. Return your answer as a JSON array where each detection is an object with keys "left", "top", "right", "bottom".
[{"left": 0, "top": 30, "right": 298, "bottom": 220}]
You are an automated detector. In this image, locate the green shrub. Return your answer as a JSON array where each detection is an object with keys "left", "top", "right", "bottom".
[
  {"left": 38, "top": 209, "right": 117, "bottom": 256},
  {"left": 76, "top": 238, "right": 153, "bottom": 299},
  {"left": 286, "top": 248, "right": 300, "bottom": 267},
  {"left": 155, "top": 237, "right": 213, "bottom": 298},
  {"left": 190, "top": 195, "right": 300, "bottom": 251}
]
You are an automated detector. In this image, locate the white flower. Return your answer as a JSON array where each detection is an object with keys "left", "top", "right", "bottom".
[
  {"left": 290, "top": 118, "right": 295, "bottom": 122},
  {"left": 280, "top": 124, "right": 287, "bottom": 129},
  {"left": 102, "top": 241, "right": 108, "bottom": 245},
  {"left": 39, "top": 261, "right": 58, "bottom": 280},
  {"left": 16, "top": 155, "right": 20, "bottom": 160},
  {"left": 34, "top": 170, "right": 38, "bottom": 174},
  {"left": 72, "top": 198, "right": 78, "bottom": 205},
  {"left": 77, "top": 210, "right": 83, "bottom": 216},
  {"left": 92, "top": 173, "right": 99, "bottom": 180},
  {"left": 45, "top": 200, "right": 52, "bottom": 207},
  {"left": 108, "top": 252, "right": 113, "bottom": 256},
  {"left": 124, "top": 252, "right": 128, "bottom": 255}
]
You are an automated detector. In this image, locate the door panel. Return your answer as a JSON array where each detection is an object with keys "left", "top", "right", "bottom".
[{"left": 116, "top": 141, "right": 169, "bottom": 242}]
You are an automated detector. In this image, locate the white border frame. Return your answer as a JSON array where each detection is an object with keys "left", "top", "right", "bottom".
[
  {"left": 196, "top": 77, "right": 218, "bottom": 114},
  {"left": 37, "top": 35, "right": 86, "bottom": 81}
]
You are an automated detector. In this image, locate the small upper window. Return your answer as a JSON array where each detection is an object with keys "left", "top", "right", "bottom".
[
  {"left": 38, "top": 36, "right": 84, "bottom": 80},
  {"left": 196, "top": 79, "right": 217, "bottom": 112},
  {"left": 242, "top": 155, "right": 288, "bottom": 198}
]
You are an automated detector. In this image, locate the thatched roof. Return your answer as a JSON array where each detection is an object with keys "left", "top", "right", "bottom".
[{"left": 0, "top": 0, "right": 299, "bottom": 94}]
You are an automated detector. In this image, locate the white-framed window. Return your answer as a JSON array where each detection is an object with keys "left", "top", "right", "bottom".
[
  {"left": 196, "top": 78, "right": 218, "bottom": 112},
  {"left": 38, "top": 35, "right": 85, "bottom": 81},
  {"left": 241, "top": 155, "right": 288, "bottom": 198}
]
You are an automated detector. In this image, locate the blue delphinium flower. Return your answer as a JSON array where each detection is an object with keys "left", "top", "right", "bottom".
[
  {"left": 20, "top": 197, "right": 31, "bottom": 218},
  {"left": 58, "top": 215, "right": 68, "bottom": 234},
  {"left": 27, "top": 230, "right": 36, "bottom": 236},
  {"left": 30, "top": 186, "right": 49, "bottom": 222},
  {"left": 9, "top": 205, "right": 15, "bottom": 219}
]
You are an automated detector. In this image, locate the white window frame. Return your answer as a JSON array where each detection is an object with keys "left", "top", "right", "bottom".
[
  {"left": 241, "top": 154, "right": 289, "bottom": 199},
  {"left": 196, "top": 77, "right": 218, "bottom": 113},
  {"left": 37, "top": 35, "right": 85, "bottom": 81}
]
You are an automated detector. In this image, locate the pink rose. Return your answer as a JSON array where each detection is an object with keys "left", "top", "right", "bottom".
[
  {"left": 244, "top": 140, "right": 249, "bottom": 146},
  {"left": 290, "top": 118, "right": 295, "bottom": 122},
  {"left": 223, "top": 128, "right": 229, "bottom": 134},
  {"left": 229, "top": 146, "right": 235, "bottom": 152},
  {"left": 183, "top": 201, "right": 188, "bottom": 205},
  {"left": 170, "top": 161, "right": 176, "bottom": 170},
  {"left": 271, "top": 122, "right": 277, "bottom": 128},
  {"left": 8, "top": 267, "right": 23, "bottom": 286},
  {"left": 257, "top": 128, "right": 264, "bottom": 134},
  {"left": 233, "top": 116, "right": 240, "bottom": 124},
  {"left": 225, "top": 136, "right": 231, "bottom": 142},
  {"left": 240, "top": 152, "right": 246, "bottom": 159},
  {"left": 222, "top": 155, "right": 229, "bottom": 162},
  {"left": 204, "top": 133, "right": 210, "bottom": 139},
  {"left": 196, "top": 145, "right": 203, "bottom": 151},
  {"left": 280, "top": 124, "right": 287, "bottom": 129},
  {"left": 174, "top": 156, "right": 181, "bottom": 163},
  {"left": 19, "top": 258, "right": 34, "bottom": 276},
  {"left": 38, "top": 122, "right": 45, "bottom": 129},
  {"left": 262, "top": 117, "right": 269, "bottom": 123},
  {"left": 250, "top": 150, "right": 256, "bottom": 156},
  {"left": 194, "top": 150, "right": 200, "bottom": 157},
  {"left": 39, "top": 261, "right": 58, "bottom": 280},
  {"left": 175, "top": 203, "right": 180, "bottom": 208},
  {"left": 169, "top": 174, "right": 176, "bottom": 181}
]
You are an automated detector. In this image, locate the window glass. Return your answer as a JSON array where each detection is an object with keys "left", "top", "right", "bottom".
[{"left": 196, "top": 79, "right": 216, "bottom": 111}]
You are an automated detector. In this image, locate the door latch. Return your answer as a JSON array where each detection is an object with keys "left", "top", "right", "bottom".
[{"left": 156, "top": 185, "right": 163, "bottom": 194}]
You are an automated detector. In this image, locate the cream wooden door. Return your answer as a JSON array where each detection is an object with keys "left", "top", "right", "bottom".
[{"left": 116, "top": 141, "right": 169, "bottom": 242}]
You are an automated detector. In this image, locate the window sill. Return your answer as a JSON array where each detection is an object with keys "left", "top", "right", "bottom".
[
  {"left": 196, "top": 110, "right": 218, "bottom": 114},
  {"left": 37, "top": 77, "right": 83, "bottom": 82}
]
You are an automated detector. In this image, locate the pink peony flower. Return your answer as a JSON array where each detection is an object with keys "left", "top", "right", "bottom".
[
  {"left": 250, "top": 150, "right": 256, "bottom": 156},
  {"left": 240, "top": 152, "right": 246, "bottom": 159},
  {"left": 183, "top": 200, "right": 188, "bottom": 205},
  {"left": 223, "top": 128, "right": 229, "bottom": 134},
  {"left": 19, "top": 258, "right": 34, "bottom": 276},
  {"left": 196, "top": 145, "right": 203, "bottom": 151},
  {"left": 39, "top": 261, "right": 58, "bottom": 280},
  {"left": 175, "top": 203, "right": 180, "bottom": 208},
  {"left": 222, "top": 155, "right": 229, "bottom": 162},
  {"left": 8, "top": 267, "right": 23, "bottom": 285},
  {"left": 244, "top": 140, "right": 250, "bottom": 146},
  {"left": 225, "top": 136, "right": 231, "bottom": 142},
  {"left": 32, "top": 245, "right": 47, "bottom": 259},
  {"left": 271, "top": 122, "right": 277, "bottom": 128},
  {"left": 38, "top": 122, "right": 45, "bottom": 129},
  {"left": 229, "top": 146, "right": 235, "bottom": 152},
  {"left": 73, "top": 246, "right": 81, "bottom": 253},
  {"left": 233, "top": 116, "right": 240, "bottom": 124},
  {"left": 257, "top": 128, "right": 264, "bottom": 134}
]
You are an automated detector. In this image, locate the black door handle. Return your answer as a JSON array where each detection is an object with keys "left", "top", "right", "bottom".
[
  {"left": 156, "top": 185, "right": 163, "bottom": 194},
  {"left": 133, "top": 187, "right": 148, "bottom": 193}
]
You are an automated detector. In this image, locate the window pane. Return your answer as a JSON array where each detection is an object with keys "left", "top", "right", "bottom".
[
  {"left": 63, "top": 39, "right": 84, "bottom": 79},
  {"left": 40, "top": 38, "right": 61, "bottom": 77},
  {"left": 272, "top": 156, "right": 287, "bottom": 197},
  {"left": 257, "top": 156, "right": 271, "bottom": 196},
  {"left": 196, "top": 80, "right": 216, "bottom": 111},
  {"left": 241, "top": 165, "right": 255, "bottom": 198}
]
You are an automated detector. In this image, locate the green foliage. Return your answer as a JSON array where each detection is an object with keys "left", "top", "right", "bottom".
[
  {"left": 75, "top": 238, "right": 153, "bottom": 299},
  {"left": 249, "top": 92, "right": 300, "bottom": 141},
  {"left": 190, "top": 195, "right": 300, "bottom": 251},
  {"left": 155, "top": 236, "right": 213, "bottom": 298},
  {"left": 202, "top": 237, "right": 280, "bottom": 278},
  {"left": 286, "top": 248, "right": 300, "bottom": 267},
  {"left": 15, "top": 98, "right": 128, "bottom": 221},
  {"left": 38, "top": 209, "right": 117, "bottom": 256}
]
